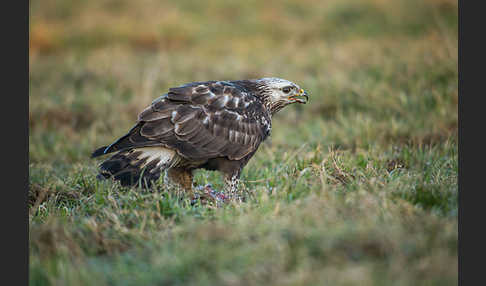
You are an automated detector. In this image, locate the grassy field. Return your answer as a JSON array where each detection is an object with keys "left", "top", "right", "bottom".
[{"left": 29, "top": 0, "right": 458, "bottom": 285}]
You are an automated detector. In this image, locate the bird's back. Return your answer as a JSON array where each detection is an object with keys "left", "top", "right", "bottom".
[{"left": 92, "top": 80, "right": 271, "bottom": 187}]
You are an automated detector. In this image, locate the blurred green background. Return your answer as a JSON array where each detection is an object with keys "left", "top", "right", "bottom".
[{"left": 29, "top": 0, "right": 458, "bottom": 285}]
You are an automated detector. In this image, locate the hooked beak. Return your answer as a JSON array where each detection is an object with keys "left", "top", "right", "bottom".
[{"left": 289, "top": 88, "right": 309, "bottom": 104}]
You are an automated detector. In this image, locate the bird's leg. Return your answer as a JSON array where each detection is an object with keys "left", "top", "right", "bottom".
[
  {"left": 224, "top": 172, "right": 242, "bottom": 202},
  {"left": 165, "top": 168, "right": 194, "bottom": 199},
  {"left": 165, "top": 168, "right": 221, "bottom": 205}
]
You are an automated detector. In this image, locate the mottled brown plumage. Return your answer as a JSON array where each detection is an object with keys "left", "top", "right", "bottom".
[{"left": 92, "top": 78, "right": 308, "bottom": 201}]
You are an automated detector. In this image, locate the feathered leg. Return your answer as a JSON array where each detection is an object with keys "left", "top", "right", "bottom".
[
  {"left": 224, "top": 172, "right": 242, "bottom": 202},
  {"left": 166, "top": 168, "right": 194, "bottom": 198},
  {"left": 165, "top": 168, "right": 224, "bottom": 205}
]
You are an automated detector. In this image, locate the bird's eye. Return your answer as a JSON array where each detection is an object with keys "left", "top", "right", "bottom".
[{"left": 282, "top": 86, "right": 292, "bottom": 94}]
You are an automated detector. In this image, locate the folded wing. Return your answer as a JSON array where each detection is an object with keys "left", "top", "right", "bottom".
[{"left": 92, "top": 81, "right": 270, "bottom": 161}]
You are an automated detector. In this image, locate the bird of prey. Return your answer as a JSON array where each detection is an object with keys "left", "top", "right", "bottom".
[{"left": 92, "top": 77, "right": 308, "bottom": 202}]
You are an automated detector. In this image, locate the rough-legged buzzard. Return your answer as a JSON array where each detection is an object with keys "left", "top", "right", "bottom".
[{"left": 92, "top": 77, "right": 308, "bottom": 202}]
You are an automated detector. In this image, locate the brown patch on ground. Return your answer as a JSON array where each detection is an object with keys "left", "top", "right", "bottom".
[
  {"left": 29, "top": 183, "right": 92, "bottom": 215},
  {"left": 386, "top": 158, "right": 406, "bottom": 172},
  {"left": 29, "top": 21, "right": 62, "bottom": 55},
  {"left": 30, "top": 221, "right": 84, "bottom": 259},
  {"left": 30, "top": 218, "right": 131, "bottom": 260},
  {"left": 29, "top": 184, "right": 50, "bottom": 210},
  {"left": 325, "top": 151, "right": 356, "bottom": 185}
]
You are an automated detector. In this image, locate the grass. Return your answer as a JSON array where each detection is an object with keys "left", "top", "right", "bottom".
[{"left": 29, "top": 0, "right": 458, "bottom": 285}]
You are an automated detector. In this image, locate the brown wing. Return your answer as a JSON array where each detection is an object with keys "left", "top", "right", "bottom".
[{"left": 92, "top": 81, "right": 270, "bottom": 161}]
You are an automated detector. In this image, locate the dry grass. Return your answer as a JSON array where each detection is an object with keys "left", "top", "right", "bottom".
[{"left": 29, "top": 0, "right": 457, "bottom": 285}]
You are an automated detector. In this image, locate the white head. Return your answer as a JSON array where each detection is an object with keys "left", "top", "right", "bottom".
[{"left": 255, "top": 77, "right": 309, "bottom": 114}]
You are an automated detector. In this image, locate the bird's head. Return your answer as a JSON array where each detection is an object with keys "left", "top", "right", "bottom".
[{"left": 255, "top": 77, "right": 309, "bottom": 114}]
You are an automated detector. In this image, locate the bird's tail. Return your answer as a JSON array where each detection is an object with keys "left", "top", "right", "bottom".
[{"left": 95, "top": 147, "right": 177, "bottom": 188}]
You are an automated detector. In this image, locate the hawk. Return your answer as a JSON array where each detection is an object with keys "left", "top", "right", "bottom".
[{"left": 92, "top": 77, "right": 308, "bottom": 202}]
